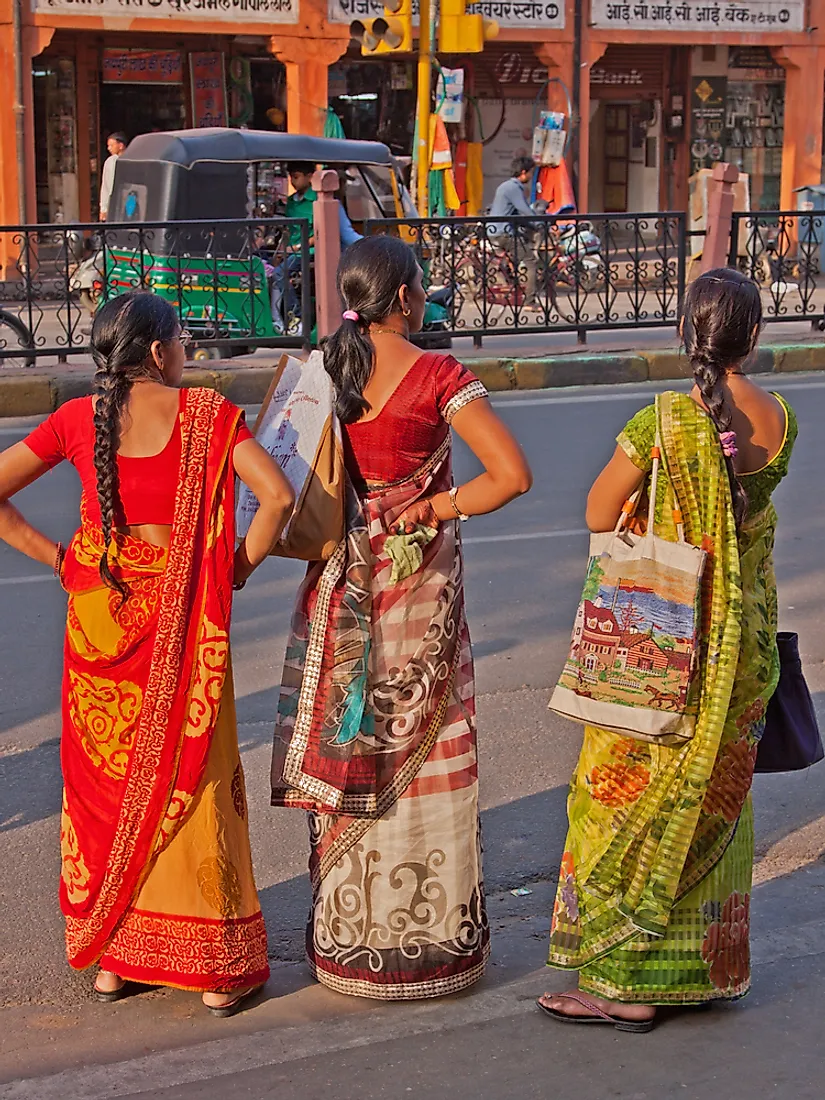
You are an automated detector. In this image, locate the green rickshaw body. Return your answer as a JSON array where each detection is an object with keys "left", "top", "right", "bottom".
[{"left": 103, "top": 248, "right": 277, "bottom": 340}]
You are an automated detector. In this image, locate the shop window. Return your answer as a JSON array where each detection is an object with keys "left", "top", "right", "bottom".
[{"left": 725, "top": 81, "right": 784, "bottom": 211}]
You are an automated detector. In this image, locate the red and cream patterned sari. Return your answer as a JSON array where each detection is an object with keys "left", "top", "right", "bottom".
[
  {"left": 272, "top": 355, "right": 489, "bottom": 1000},
  {"left": 59, "top": 387, "right": 269, "bottom": 992}
]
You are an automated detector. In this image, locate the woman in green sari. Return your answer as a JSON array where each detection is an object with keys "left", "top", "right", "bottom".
[{"left": 539, "top": 268, "right": 797, "bottom": 1031}]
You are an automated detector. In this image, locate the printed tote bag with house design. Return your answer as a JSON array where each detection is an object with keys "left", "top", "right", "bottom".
[{"left": 549, "top": 397, "right": 707, "bottom": 744}]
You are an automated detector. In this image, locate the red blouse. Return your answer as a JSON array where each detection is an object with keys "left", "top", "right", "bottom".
[
  {"left": 344, "top": 352, "right": 486, "bottom": 484},
  {"left": 24, "top": 390, "right": 253, "bottom": 527}
]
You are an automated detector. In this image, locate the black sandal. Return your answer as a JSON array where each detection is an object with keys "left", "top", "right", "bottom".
[
  {"left": 94, "top": 977, "right": 128, "bottom": 1003},
  {"left": 536, "top": 991, "right": 655, "bottom": 1033},
  {"left": 203, "top": 983, "right": 265, "bottom": 1019}
]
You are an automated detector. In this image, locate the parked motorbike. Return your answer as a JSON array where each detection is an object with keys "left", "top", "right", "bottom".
[
  {"left": 415, "top": 283, "right": 454, "bottom": 350},
  {"left": 69, "top": 237, "right": 104, "bottom": 317}
]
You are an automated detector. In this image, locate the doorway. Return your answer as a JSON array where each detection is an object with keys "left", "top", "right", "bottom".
[{"left": 603, "top": 104, "right": 630, "bottom": 213}]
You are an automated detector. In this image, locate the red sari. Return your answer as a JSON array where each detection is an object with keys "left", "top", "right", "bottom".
[{"left": 39, "top": 387, "right": 268, "bottom": 991}]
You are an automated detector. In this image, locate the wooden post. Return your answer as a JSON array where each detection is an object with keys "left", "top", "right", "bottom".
[
  {"left": 313, "top": 168, "right": 342, "bottom": 340},
  {"left": 701, "top": 162, "right": 739, "bottom": 274}
]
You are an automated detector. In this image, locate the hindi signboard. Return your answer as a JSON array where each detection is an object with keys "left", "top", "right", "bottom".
[
  {"left": 34, "top": 0, "right": 298, "bottom": 24},
  {"left": 102, "top": 49, "right": 182, "bottom": 84},
  {"left": 328, "top": 0, "right": 564, "bottom": 29},
  {"left": 191, "top": 53, "right": 228, "bottom": 128},
  {"left": 591, "top": 0, "right": 803, "bottom": 32}
]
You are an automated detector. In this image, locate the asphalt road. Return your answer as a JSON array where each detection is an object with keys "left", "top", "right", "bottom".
[{"left": 2, "top": 376, "right": 825, "bottom": 1098}]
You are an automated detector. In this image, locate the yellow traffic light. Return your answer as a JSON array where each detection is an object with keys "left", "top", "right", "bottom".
[
  {"left": 438, "top": 0, "right": 498, "bottom": 53},
  {"left": 350, "top": 0, "right": 412, "bottom": 54}
]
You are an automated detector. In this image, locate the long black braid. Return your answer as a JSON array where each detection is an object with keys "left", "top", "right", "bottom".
[
  {"left": 681, "top": 268, "right": 762, "bottom": 528},
  {"left": 89, "top": 292, "right": 179, "bottom": 603}
]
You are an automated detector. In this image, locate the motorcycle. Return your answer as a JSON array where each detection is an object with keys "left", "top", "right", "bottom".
[
  {"left": 415, "top": 284, "right": 454, "bottom": 350},
  {"left": 69, "top": 238, "right": 105, "bottom": 317}
]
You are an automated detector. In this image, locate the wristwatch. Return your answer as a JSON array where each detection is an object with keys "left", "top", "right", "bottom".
[{"left": 449, "top": 486, "right": 470, "bottom": 522}]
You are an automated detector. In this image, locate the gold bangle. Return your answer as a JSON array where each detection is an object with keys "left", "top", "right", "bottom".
[{"left": 449, "top": 486, "right": 470, "bottom": 522}]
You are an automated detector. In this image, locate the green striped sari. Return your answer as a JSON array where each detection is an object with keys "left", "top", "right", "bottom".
[{"left": 548, "top": 390, "right": 796, "bottom": 1003}]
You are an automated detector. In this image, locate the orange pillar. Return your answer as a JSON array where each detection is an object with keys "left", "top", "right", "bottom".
[
  {"left": 268, "top": 35, "right": 349, "bottom": 137},
  {"left": 0, "top": 19, "right": 54, "bottom": 274},
  {"left": 775, "top": 45, "right": 825, "bottom": 214}
]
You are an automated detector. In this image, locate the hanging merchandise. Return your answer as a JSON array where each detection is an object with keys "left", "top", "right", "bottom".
[
  {"left": 532, "top": 110, "right": 566, "bottom": 167},
  {"left": 428, "top": 115, "right": 460, "bottom": 216},
  {"left": 228, "top": 57, "right": 253, "bottom": 128},
  {"left": 436, "top": 68, "right": 465, "bottom": 125}
]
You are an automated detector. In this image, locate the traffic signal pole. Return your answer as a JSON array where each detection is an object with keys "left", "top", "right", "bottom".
[{"left": 416, "top": 0, "right": 431, "bottom": 217}]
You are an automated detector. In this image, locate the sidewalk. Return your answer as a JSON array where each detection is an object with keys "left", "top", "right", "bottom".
[
  {"left": 2, "top": 851, "right": 825, "bottom": 1097},
  {"left": 2, "top": 323, "right": 825, "bottom": 418}
]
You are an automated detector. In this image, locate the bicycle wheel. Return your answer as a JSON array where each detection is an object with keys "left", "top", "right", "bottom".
[{"left": 0, "top": 310, "right": 35, "bottom": 368}]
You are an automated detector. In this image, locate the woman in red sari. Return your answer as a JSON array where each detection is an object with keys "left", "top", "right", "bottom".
[
  {"left": 271, "top": 236, "right": 533, "bottom": 999},
  {"left": 0, "top": 292, "right": 294, "bottom": 1015}
]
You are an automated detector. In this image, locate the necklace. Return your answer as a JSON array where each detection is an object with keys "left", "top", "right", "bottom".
[{"left": 370, "top": 326, "right": 407, "bottom": 338}]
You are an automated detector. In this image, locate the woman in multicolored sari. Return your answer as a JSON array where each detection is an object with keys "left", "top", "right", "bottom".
[
  {"left": 0, "top": 292, "right": 294, "bottom": 1016},
  {"left": 271, "top": 236, "right": 532, "bottom": 1000},
  {"left": 538, "top": 268, "right": 796, "bottom": 1031}
]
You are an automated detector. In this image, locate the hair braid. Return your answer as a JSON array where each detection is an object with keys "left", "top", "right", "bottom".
[
  {"left": 93, "top": 369, "right": 131, "bottom": 604},
  {"left": 88, "top": 290, "right": 180, "bottom": 602},
  {"left": 681, "top": 268, "right": 761, "bottom": 529},
  {"left": 691, "top": 355, "right": 747, "bottom": 526}
]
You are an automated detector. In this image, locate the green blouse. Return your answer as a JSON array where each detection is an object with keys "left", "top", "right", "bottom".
[{"left": 618, "top": 392, "right": 797, "bottom": 520}]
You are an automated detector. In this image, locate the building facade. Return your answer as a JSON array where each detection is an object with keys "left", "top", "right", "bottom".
[{"left": 1, "top": 0, "right": 824, "bottom": 238}]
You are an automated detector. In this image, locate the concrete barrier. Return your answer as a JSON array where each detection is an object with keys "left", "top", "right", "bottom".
[{"left": 3, "top": 341, "right": 825, "bottom": 418}]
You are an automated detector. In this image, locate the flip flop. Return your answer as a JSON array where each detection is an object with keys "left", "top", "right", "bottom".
[
  {"left": 536, "top": 991, "right": 655, "bottom": 1033},
  {"left": 204, "top": 983, "right": 265, "bottom": 1019}
]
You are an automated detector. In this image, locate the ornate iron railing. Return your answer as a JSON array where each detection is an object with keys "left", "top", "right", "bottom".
[{"left": 0, "top": 218, "right": 312, "bottom": 366}]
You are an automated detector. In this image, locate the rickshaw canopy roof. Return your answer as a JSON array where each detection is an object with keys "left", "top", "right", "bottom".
[{"left": 120, "top": 128, "right": 395, "bottom": 168}]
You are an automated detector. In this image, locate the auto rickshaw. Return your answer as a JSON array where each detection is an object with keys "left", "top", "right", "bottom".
[{"left": 102, "top": 128, "right": 417, "bottom": 357}]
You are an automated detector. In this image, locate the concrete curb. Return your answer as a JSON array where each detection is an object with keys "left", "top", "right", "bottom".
[{"left": 2, "top": 343, "right": 825, "bottom": 418}]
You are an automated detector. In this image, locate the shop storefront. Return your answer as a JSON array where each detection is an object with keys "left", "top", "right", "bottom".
[
  {"left": 328, "top": 53, "right": 416, "bottom": 156},
  {"left": 30, "top": 35, "right": 289, "bottom": 224}
]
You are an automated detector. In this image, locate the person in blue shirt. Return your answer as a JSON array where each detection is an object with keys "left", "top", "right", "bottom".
[
  {"left": 488, "top": 156, "right": 540, "bottom": 310},
  {"left": 271, "top": 165, "right": 363, "bottom": 334}
]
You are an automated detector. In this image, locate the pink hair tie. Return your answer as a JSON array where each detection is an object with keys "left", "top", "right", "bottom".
[
  {"left": 719, "top": 431, "right": 738, "bottom": 459},
  {"left": 342, "top": 310, "right": 359, "bottom": 322}
]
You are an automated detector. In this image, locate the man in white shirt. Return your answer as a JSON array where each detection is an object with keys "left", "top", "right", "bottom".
[{"left": 99, "top": 132, "right": 127, "bottom": 222}]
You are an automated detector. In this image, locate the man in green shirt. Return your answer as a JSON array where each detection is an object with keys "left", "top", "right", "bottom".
[{"left": 272, "top": 162, "right": 316, "bottom": 331}]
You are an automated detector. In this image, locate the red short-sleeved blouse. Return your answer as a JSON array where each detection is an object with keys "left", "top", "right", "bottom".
[
  {"left": 24, "top": 390, "right": 253, "bottom": 527},
  {"left": 344, "top": 352, "right": 487, "bottom": 484}
]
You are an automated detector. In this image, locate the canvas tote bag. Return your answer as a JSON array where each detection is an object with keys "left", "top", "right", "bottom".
[
  {"left": 549, "top": 399, "right": 707, "bottom": 744},
  {"left": 236, "top": 351, "right": 345, "bottom": 561}
]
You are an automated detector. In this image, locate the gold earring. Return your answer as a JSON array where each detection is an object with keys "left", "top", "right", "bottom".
[{"left": 402, "top": 306, "right": 411, "bottom": 317}]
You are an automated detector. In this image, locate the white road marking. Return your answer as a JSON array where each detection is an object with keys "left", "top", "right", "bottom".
[
  {"left": 0, "top": 573, "right": 51, "bottom": 586},
  {"left": 464, "top": 528, "right": 586, "bottom": 545}
]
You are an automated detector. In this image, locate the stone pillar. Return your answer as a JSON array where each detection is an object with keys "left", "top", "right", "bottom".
[
  {"left": 701, "top": 162, "right": 738, "bottom": 273},
  {"left": 774, "top": 46, "right": 825, "bottom": 215},
  {"left": 268, "top": 34, "right": 350, "bottom": 137},
  {"left": 313, "top": 169, "right": 342, "bottom": 340}
]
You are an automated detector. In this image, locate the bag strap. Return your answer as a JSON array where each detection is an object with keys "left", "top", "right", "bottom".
[{"left": 615, "top": 395, "right": 686, "bottom": 544}]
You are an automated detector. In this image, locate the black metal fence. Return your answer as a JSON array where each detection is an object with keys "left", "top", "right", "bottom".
[
  {"left": 730, "top": 211, "right": 825, "bottom": 329},
  {"left": 4, "top": 209, "right": 825, "bottom": 365},
  {"left": 0, "top": 217, "right": 312, "bottom": 366},
  {"left": 365, "top": 213, "right": 687, "bottom": 346}
]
